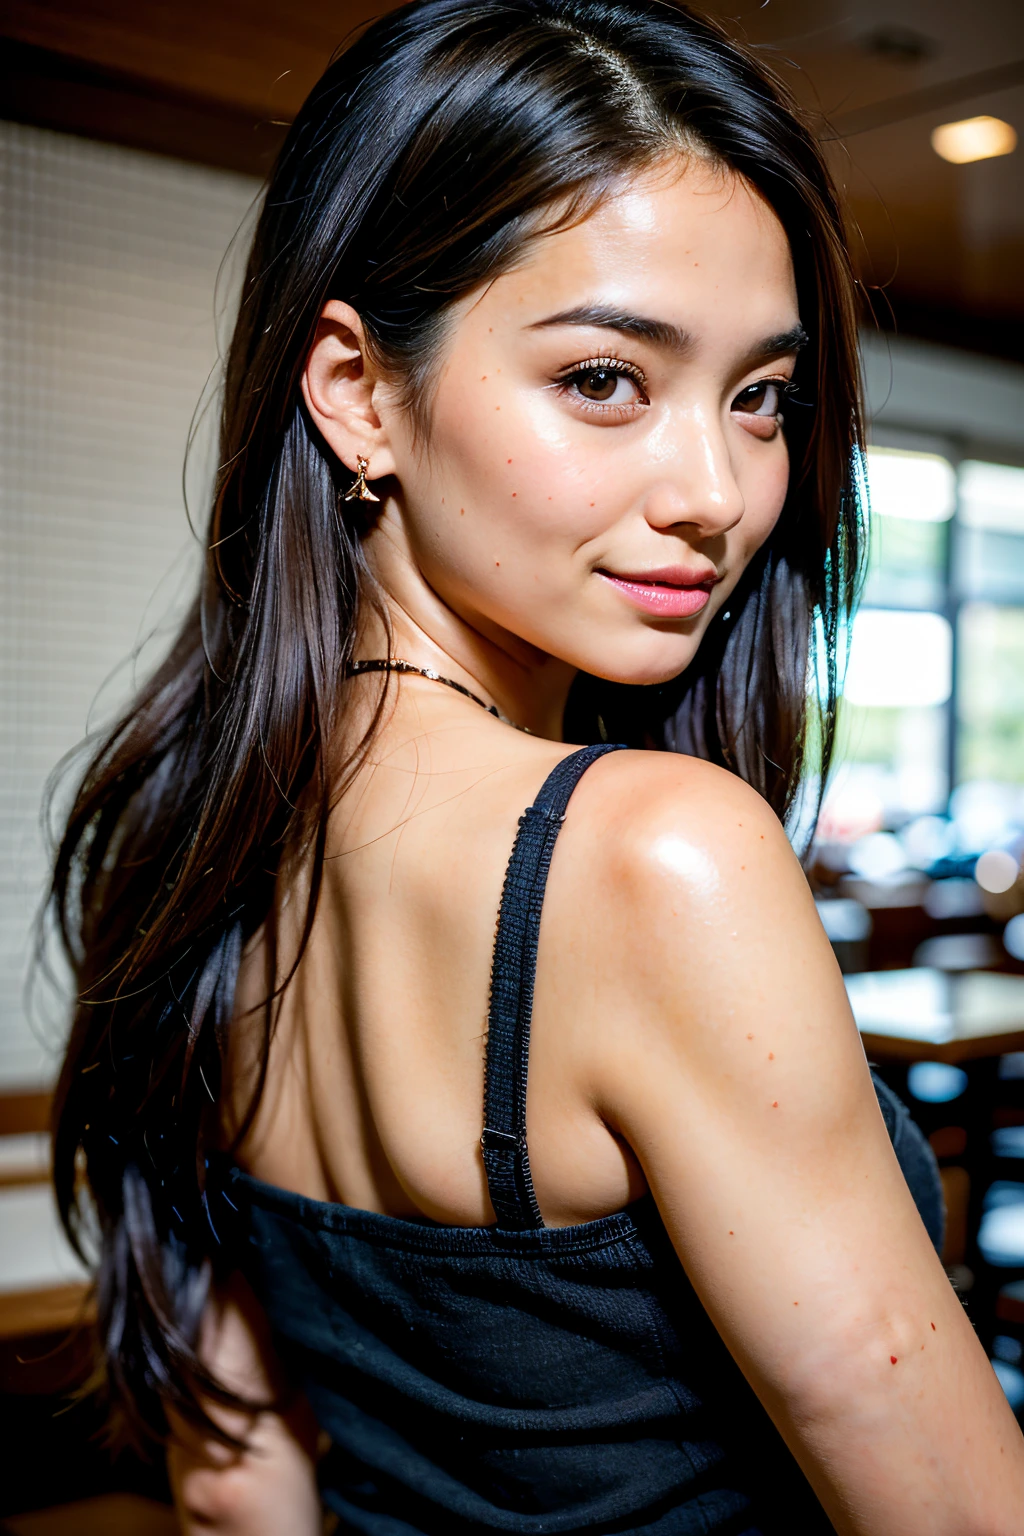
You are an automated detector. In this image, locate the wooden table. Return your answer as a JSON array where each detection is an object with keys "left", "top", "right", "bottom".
[
  {"left": 846, "top": 968, "right": 1024, "bottom": 1065},
  {"left": 846, "top": 967, "right": 1024, "bottom": 1353}
]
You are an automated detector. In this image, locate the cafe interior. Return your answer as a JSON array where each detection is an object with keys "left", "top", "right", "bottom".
[{"left": 1, "top": 0, "right": 1024, "bottom": 1528}]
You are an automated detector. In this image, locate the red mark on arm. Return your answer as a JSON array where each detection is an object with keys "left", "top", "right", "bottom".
[
  {"left": 768, "top": 1052, "right": 774, "bottom": 1060},
  {"left": 772, "top": 1101, "right": 779, "bottom": 1109},
  {"left": 931, "top": 1322, "right": 936, "bottom": 1330},
  {"left": 747, "top": 1033, "right": 754, "bottom": 1040},
  {"left": 890, "top": 1356, "right": 898, "bottom": 1364}
]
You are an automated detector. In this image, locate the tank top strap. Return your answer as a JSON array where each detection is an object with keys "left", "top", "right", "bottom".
[{"left": 481, "top": 742, "right": 627, "bottom": 1230}]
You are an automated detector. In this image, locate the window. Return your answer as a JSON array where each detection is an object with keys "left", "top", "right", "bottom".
[
  {"left": 821, "top": 443, "right": 1024, "bottom": 845},
  {"left": 959, "top": 604, "right": 1024, "bottom": 785}
]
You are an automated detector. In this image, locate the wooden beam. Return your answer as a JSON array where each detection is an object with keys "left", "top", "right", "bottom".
[
  {"left": 1, "top": 0, "right": 348, "bottom": 119},
  {"left": 0, "top": 38, "right": 284, "bottom": 175},
  {"left": 0, "top": 1091, "right": 52, "bottom": 1139},
  {"left": 0, "top": 1282, "right": 93, "bottom": 1342}
]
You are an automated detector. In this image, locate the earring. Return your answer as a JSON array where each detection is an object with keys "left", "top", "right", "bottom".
[{"left": 344, "top": 456, "right": 379, "bottom": 503}]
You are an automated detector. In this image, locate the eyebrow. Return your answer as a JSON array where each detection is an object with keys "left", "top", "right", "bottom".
[{"left": 528, "top": 304, "right": 809, "bottom": 364}]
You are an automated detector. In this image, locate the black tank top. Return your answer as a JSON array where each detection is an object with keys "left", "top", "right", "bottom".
[{"left": 210, "top": 744, "right": 942, "bottom": 1535}]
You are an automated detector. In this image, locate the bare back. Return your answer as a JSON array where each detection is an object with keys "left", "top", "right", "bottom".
[{"left": 225, "top": 692, "right": 647, "bottom": 1228}]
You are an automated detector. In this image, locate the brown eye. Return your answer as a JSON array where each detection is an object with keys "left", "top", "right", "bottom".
[
  {"left": 559, "top": 360, "right": 647, "bottom": 414},
  {"left": 733, "top": 381, "right": 785, "bottom": 416},
  {"left": 578, "top": 368, "right": 619, "bottom": 401}
]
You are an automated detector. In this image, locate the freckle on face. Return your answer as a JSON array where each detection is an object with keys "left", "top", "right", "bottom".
[{"left": 380, "top": 165, "right": 794, "bottom": 685}]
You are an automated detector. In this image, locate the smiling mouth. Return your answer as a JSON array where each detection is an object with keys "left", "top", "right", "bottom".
[{"left": 597, "top": 569, "right": 718, "bottom": 619}]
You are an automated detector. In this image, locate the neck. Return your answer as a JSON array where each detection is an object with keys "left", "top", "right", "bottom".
[{"left": 359, "top": 516, "right": 577, "bottom": 740}]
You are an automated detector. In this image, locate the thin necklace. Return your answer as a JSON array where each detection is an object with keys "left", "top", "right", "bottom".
[{"left": 345, "top": 658, "right": 531, "bottom": 732}]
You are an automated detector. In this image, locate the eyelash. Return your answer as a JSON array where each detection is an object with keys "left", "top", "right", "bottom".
[
  {"left": 733, "top": 377, "right": 801, "bottom": 415},
  {"left": 554, "top": 359, "right": 801, "bottom": 420},
  {"left": 554, "top": 357, "right": 649, "bottom": 414}
]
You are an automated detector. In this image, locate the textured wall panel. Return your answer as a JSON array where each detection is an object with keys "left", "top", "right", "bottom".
[{"left": 0, "top": 121, "right": 258, "bottom": 1086}]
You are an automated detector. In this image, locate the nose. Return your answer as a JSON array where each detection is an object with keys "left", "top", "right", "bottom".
[{"left": 641, "top": 406, "right": 744, "bottom": 538}]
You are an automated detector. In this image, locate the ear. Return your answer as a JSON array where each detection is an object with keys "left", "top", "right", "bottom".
[{"left": 301, "top": 300, "right": 398, "bottom": 484}]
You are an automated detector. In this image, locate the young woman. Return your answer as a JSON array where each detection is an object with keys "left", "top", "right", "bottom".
[{"left": 50, "top": 1, "right": 1024, "bottom": 1532}]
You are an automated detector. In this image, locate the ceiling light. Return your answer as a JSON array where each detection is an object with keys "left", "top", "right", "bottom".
[{"left": 931, "top": 116, "right": 1017, "bottom": 165}]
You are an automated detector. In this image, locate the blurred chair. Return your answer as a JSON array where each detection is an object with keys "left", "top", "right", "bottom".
[
  {"left": 913, "top": 932, "right": 1004, "bottom": 970},
  {"left": 815, "top": 897, "right": 872, "bottom": 973}
]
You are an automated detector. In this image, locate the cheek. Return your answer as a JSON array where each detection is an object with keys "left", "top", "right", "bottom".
[
  {"left": 738, "top": 445, "right": 790, "bottom": 553},
  {"left": 420, "top": 378, "right": 610, "bottom": 559}
]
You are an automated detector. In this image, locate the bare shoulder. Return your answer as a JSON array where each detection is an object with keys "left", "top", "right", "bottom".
[
  {"left": 555, "top": 749, "right": 856, "bottom": 1103},
  {"left": 563, "top": 746, "right": 805, "bottom": 917}
]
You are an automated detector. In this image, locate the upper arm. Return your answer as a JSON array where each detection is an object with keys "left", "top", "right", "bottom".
[
  {"left": 167, "top": 1272, "right": 321, "bottom": 1536},
  {"left": 573, "top": 755, "right": 1024, "bottom": 1535}
]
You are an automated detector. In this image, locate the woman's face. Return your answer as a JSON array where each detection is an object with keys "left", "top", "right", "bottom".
[{"left": 371, "top": 158, "right": 803, "bottom": 687}]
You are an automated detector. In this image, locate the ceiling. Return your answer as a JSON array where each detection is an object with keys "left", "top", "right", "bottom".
[{"left": 3, "top": 0, "right": 1023, "bottom": 359}]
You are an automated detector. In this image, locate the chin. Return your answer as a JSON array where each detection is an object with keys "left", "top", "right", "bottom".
[{"left": 576, "top": 637, "right": 706, "bottom": 689}]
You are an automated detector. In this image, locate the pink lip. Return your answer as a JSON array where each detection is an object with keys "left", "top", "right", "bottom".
[{"left": 599, "top": 567, "right": 718, "bottom": 619}]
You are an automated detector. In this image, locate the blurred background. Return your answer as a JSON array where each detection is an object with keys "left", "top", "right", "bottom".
[{"left": 1, "top": 1, "right": 1024, "bottom": 1529}]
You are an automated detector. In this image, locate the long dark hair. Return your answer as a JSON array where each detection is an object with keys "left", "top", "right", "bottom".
[{"left": 49, "top": 0, "right": 864, "bottom": 1446}]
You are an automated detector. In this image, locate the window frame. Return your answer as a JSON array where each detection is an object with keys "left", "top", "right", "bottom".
[{"left": 863, "top": 426, "right": 1024, "bottom": 807}]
